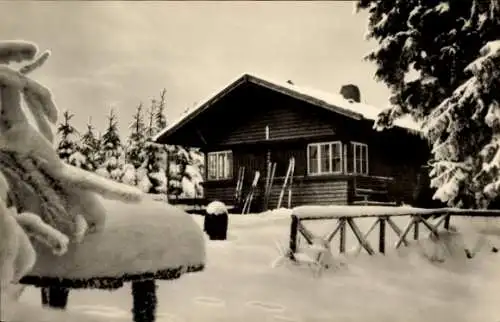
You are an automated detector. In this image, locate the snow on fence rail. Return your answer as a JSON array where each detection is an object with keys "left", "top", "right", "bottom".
[{"left": 288, "top": 205, "right": 500, "bottom": 258}]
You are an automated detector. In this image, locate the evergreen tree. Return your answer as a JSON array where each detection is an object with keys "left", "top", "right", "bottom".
[
  {"left": 97, "top": 109, "right": 124, "bottom": 181},
  {"left": 78, "top": 117, "right": 100, "bottom": 171},
  {"left": 101, "top": 109, "right": 122, "bottom": 158},
  {"left": 356, "top": 0, "right": 500, "bottom": 208},
  {"left": 56, "top": 110, "right": 79, "bottom": 164},
  {"left": 94, "top": 131, "right": 104, "bottom": 168},
  {"left": 138, "top": 100, "right": 167, "bottom": 193},
  {"left": 155, "top": 89, "right": 168, "bottom": 131},
  {"left": 126, "top": 102, "right": 147, "bottom": 169},
  {"left": 146, "top": 99, "right": 158, "bottom": 138}
]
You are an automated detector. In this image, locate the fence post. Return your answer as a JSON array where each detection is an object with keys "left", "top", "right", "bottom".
[
  {"left": 444, "top": 213, "right": 450, "bottom": 230},
  {"left": 289, "top": 215, "right": 298, "bottom": 259},
  {"left": 413, "top": 216, "right": 419, "bottom": 240},
  {"left": 379, "top": 217, "right": 386, "bottom": 254},
  {"left": 339, "top": 219, "right": 346, "bottom": 254}
]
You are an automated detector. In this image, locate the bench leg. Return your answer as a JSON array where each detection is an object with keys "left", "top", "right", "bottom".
[
  {"left": 131, "top": 279, "right": 157, "bottom": 322},
  {"left": 41, "top": 286, "right": 69, "bottom": 309}
]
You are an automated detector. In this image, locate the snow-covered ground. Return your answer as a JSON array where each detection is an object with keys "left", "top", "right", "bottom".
[{"left": 18, "top": 211, "right": 500, "bottom": 322}]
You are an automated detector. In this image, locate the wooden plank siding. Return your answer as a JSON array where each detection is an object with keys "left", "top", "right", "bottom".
[
  {"left": 203, "top": 182, "right": 235, "bottom": 205},
  {"left": 216, "top": 100, "right": 335, "bottom": 145},
  {"left": 164, "top": 83, "right": 337, "bottom": 148},
  {"left": 201, "top": 133, "right": 428, "bottom": 208},
  {"left": 161, "top": 80, "right": 432, "bottom": 209},
  {"left": 203, "top": 176, "right": 348, "bottom": 213}
]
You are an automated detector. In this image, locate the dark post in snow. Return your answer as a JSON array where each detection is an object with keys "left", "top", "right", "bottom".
[
  {"left": 289, "top": 215, "right": 298, "bottom": 258},
  {"left": 378, "top": 217, "right": 386, "bottom": 254},
  {"left": 41, "top": 286, "right": 69, "bottom": 309},
  {"left": 131, "top": 280, "right": 157, "bottom": 322},
  {"left": 339, "top": 219, "right": 346, "bottom": 254},
  {"left": 204, "top": 201, "right": 229, "bottom": 240}
]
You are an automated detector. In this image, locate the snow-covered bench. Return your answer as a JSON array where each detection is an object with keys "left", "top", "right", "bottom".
[{"left": 20, "top": 198, "right": 206, "bottom": 322}]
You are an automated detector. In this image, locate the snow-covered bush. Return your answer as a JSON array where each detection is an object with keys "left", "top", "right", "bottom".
[
  {"left": 136, "top": 167, "right": 153, "bottom": 193},
  {"left": 168, "top": 146, "right": 204, "bottom": 199},
  {"left": 121, "top": 163, "right": 137, "bottom": 186},
  {"left": 68, "top": 151, "right": 86, "bottom": 168}
]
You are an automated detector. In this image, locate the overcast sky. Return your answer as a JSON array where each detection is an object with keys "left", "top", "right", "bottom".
[{"left": 0, "top": 1, "right": 390, "bottom": 138}]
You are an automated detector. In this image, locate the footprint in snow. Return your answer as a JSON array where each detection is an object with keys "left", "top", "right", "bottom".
[
  {"left": 245, "top": 300, "right": 286, "bottom": 313},
  {"left": 71, "top": 305, "right": 130, "bottom": 319},
  {"left": 268, "top": 315, "right": 301, "bottom": 322},
  {"left": 193, "top": 296, "right": 226, "bottom": 307},
  {"left": 155, "top": 312, "right": 185, "bottom": 322}
]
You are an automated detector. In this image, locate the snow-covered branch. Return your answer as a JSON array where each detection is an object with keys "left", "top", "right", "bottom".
[{"left": 0, "top": 40, "right": 38, "bottom": 65}]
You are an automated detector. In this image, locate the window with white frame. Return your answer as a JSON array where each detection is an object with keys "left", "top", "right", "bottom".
[
  {"left": 307, "top": 141, "right": 343, "bottom": 175},
  {"left": 351, "top": 142, "right": 369, "bottom": 175},
  {"left": 207, "top": 150, "right": 233, "bottom": 180}
]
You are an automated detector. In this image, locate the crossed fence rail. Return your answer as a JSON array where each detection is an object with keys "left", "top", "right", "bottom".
[{"left": 282, "top": 206, "right": 500, "bottom": 268}]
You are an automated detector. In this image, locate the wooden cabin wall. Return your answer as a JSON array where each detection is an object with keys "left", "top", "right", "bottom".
[
  {"left": 268, "top": 142, "right": 307, "bottom": 177},
  {"left": 232, "top": 146, "right": 268, "bottom": 184},
  {"left": 164, "top": 80, "right": 433, "bottom": 208},
  {"left": 203, "top": 177, "right": 349, "bottom": 211},
  {"left": 265, "top": 177, "right": 349, "bottom": 208},
  {"left": 215, "top": 84, "right": 336, "bottom": 146},
  {"left": 203, "top": 181, "right": 235, "bottom": 205}
]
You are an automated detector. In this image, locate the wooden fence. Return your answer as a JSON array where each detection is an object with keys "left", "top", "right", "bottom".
[{"left": 287, "top": 206, "right": 500, "bottom": 259}]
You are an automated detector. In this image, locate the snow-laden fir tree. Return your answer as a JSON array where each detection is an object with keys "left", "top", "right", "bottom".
[
  {"left": 122, "top": 103, "right": 146, "bottom": 186},
  {"left": 96, "top": 109, "right": 124, "bottom": 181},
  {"left": 155, "top": 89, "right": 168, "bottom": 130},
  {"left": 77, "top": 117, "right": 100, "bottom": 171},
  {"left": 126, "top": 103, "right": 147, "bottom": 169},
  {"left": 56, "top": 110, "right": 81, "bottom": 165},
  {"left": 93, "top": 131, "right": 104, "bottom": 168},
  {"left": 154, "top": 90, "right": 204, "bottom": 198},
  {"left": 182, "top": 148, "right": 204, "bottom": 198},
  {"left": 138, "top": 100, "right": 168, "bottom": 193},
  {"left": 356, "top": 0, "right": 500, "bottom": 208}
]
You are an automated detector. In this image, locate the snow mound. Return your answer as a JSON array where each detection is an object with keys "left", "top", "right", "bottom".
[
  {"left": 206, "top": 201, "right": 228, "bottom": 216},
  {"left": 26, "top": 197, "right": 205, "bottom": 279},
  {"left": 261, "top": 208, "right": 293, "bottom": 217}
]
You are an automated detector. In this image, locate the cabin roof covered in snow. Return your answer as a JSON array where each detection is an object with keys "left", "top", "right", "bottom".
[{"left": 153, "top": 73, "right": 421, "bottom": 143}]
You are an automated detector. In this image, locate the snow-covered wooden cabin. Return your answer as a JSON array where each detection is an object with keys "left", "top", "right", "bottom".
[{"left": 154, "top": 73, "right": 431, "bottom": 211}]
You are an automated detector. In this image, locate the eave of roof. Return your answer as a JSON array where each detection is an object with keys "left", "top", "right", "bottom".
[{"left": 153, "top": 73, "right": 422, "bottom": 143}]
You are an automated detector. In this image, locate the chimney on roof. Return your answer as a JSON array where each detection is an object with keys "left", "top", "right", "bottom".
[{"left": 340, "top": 84, "right": 361, "bottom": 103}]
